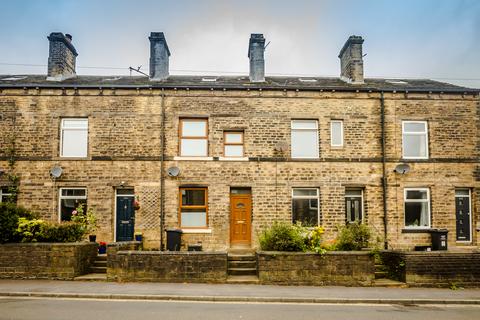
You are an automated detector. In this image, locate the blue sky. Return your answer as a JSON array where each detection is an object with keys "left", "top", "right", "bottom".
[{"left": 1, "top": 0, "right": 479, "bottom": 88}]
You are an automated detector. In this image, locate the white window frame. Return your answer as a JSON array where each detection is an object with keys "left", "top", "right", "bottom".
[
  {"left": 58, "top": 187, "right": 87, "bottom": 222},
  {"left": 404, "top": 188, "right": 431, "bottom": 229},
  {"left": 455, "top": 189, "right": 472, "bottom": 243},
  {"left": 330, "top": 120, "right": 344, "bottom": 147},
  {"left": 402, "top": 121, "right": 429, "bottom": 159},
  {"left": 291, "top": 120, "right": 319, "bottom": 159},
  {"left": 291, "top": 188, "right": 320, "bottom": 226},
  {"left": 60, "top": 118, "right": 89, "bottom": 158},
  {"left": 0, "top": 187, "right": 13, "bottom": 203}
]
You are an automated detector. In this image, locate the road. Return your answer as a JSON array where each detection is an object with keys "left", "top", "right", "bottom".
[{"left": 0, "top": 297, "right": 479, "bottom": 320}]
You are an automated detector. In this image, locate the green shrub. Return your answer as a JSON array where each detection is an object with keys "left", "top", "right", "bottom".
[
  {"left": 0, "top": 203, "right": 37, "bottom": 243},
  {"left": 39, "top": 221, "right": 86, "bottom": 242},
  {"left": 259, "top": 222, "right": 307, "bottom": 252},
  {"left": 16, "top": 218, "right": 45, "bottom": 242},
  {"left": 336, "top": 222, "right": 372, "bottom": 251}
]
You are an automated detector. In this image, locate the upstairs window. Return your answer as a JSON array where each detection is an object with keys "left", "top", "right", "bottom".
[
  {"left": 180, "top": 188, "right": 208, "bottom": 228},
  {"left": 402, "top": 121, "right": 428, "bottom": 159},
  {"left": 59, "top": 188, "right": 87, "bottom": 221},
  {"left": 224, "top": 131, "right": 244, "bottom": 157},
  {"left": 60, "top": 118, "right": 88, "bottom": 158},
  {"left": 404, "top": 188, "right": 430, "bottom": 229},
  {"left": 291, "top": 120, "right": 319, "bottom": 158},
  {"left": 179, "top": 119, "right": 208, "bottom": 157},
  {"left": 330, "top": 120, "right": 344, "bottom": 147},
  {"left": 292, "top": 188, "right": 319, "bottom": 226}
]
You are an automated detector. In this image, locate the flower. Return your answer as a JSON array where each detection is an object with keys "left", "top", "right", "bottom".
[
  {"left": 72, "top": 210, "right": 77, "bottom": 215},
  {"left": 99, "top": 241, "right": 107, "bottom": 247}
]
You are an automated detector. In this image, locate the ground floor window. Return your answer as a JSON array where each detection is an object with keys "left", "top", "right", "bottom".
[
  {"left": 0, "top": 187, "right": 14, "bottom": 203},
  {"left": 404, "top": 188, "right": 430, "bottom": 228},
  {"left": 345, "top": 189, "right": 363, "bottom": 223},
  {"left": 59, "top": 188, "right": 87, "bottom": 221},
  {"left": 180, "top": 187, "right": 208, "bottom": 228},
  {"left": 292, "top": 188, "right": 319, "bottom": 226}
]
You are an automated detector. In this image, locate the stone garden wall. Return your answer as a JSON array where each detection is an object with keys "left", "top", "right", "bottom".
[
  {"left": 257, "top": 251, "right": 375, "bottom": 286},
  {"left": 108, "top": 250, "right": 228, "bottom": 283},
  {"left": 0, "top": 242, "right": 97, "bottom": 280},
  {"left": 382, "top": 251, "right": 480, "bottom": 287}
]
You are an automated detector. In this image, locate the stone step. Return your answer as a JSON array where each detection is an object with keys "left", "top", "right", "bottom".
[
  {"left": 372, "top": 278, "right": 407, "bottom": 288},
  {"left": 95, "top": 254, "right": 107, "bottom": 261},
  {"left": 226, "top": 275, "right": 259, "bottom": 284},
  {"left": 90, "top": 266, "right": 107, "bottom": 274},
  {"left": 228, "top": 267, "right": 257, "bottom": 276},
  {"left": 93, "top": 260, "right": 107, "bottom": 267},
  {"left": 228, "top": 254, "right": 256, "bottom": 262},
  {"left": 375, "top": 271, "right": 388, "bottom": 279},
  {"left": 74, "top": 273, "right": 107, "bottom": 281},
  {"left": 228, "top": 260, "right": 257, "bottom": 269}
]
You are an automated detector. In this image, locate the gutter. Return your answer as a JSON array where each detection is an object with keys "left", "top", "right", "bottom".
[
  {"left": 380, "top": 92, "right": 388, "bottom": 249},
  {"left": 160, "top": 90, "right": 166, "bottom": 250},
  {"left": 0, "top": 83, "right": 478, "bottom": 95}
]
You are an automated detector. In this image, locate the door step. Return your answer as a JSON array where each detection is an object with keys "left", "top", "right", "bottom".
[
  {"left": 227, "top": 275, "right": 259, "bottom": 284},
  {"left": 228, "top": 252, "right": 258, "bottom": 281},
  {"left": 73, "top": 273, "right": 107, "bottom": 281},
  {"left": 372, "top": 278, "right": 407, "bottom": 288}
]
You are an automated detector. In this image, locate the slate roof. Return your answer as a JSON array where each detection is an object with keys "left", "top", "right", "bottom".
[{"left": 0, "top": 74, "right": 478, "bottom": 93}]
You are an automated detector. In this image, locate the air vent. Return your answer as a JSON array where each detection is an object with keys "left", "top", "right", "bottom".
[
  {"left": 202, "top": 77, "right": 217, "bottom": 82},
  {"left": 386, "top": 80, "right": 408, "bottom": 85}
]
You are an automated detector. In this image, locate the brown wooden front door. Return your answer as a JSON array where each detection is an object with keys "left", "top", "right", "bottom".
[{"left": 230, "top": 192, "right": 252, "bottom": 246}]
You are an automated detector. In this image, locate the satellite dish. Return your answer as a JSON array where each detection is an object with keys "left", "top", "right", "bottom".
[
  {"left": 394, "top": 163, "right": 410, "bottom": 174},
  {"left": 50, "top": 166, "right": 63, "bottom": 178},
  {"left": 167, "top": 166, "right": 180, "bottom": 177}
]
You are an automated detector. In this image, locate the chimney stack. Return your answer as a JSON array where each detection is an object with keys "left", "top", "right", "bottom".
[
  {"left": 149, "top": 32, "right": 170, "bottom": 81},
  {"left": 248, "top": 34, "right": 266, "bottom": 82},
  {"left": 338, "top": 35, "right": 364, "bottom": 84},
  {"left": 47, "top": 32, "right": 78, "bottom": 81}
]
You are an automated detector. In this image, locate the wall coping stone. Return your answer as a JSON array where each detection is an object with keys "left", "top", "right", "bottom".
[
  {"left": 1, "top": 242, "right": 97, "bottom": 247},
  {"left": 117, "top": 250, "right": 227, "bottom": 256},
  {"left": 257, "top": 251, "right": 372, "bottom": 256}
]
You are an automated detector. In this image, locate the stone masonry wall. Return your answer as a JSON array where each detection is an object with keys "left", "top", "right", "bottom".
[
  {"left": 0, "top": 88, "right": 478, "bottom": 250},
  {"left": 0, "top": 242, "right": 97, "bottom": 280},
  {"left": 257, "top": 251, "right": 375, "bottom": 286},
  {"left": 108, "top": 250, "right": 228, "bottom": 283},
  {"left": 382, "top": 251, "right": 480, "bottom": 287}
]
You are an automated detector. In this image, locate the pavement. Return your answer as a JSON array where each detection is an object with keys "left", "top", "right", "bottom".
[{"left": 1, "top": 280, "right": 480, "bottom": 305}]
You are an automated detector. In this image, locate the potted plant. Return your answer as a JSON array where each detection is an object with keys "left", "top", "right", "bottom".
[
  {"left": 98, "top": 241, "right": 107, "bottom": 254},
  {"left": 133, "top": 199, "right": 140, "bottom": 211},
  {"left": 134, "top": 232, "right": 143, "bottom": 242}
]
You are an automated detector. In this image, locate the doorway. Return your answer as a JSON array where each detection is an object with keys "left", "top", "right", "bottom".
[
  {"left": 115, "top": 189, "right": 135, "bottom": 242},
  {"left": 455, "top": 189, "right": 471, "bottom": 242},
  {"left": 230, "top": 188, "right": 252, "bottom": 247}
]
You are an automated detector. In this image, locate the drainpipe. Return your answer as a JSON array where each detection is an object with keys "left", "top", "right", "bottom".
[
  {"left": 380, "top": 91, "right": 388, "bottom": 249},
  {"left": 160, "top": 89, "right": 166, "bottom": 250}
]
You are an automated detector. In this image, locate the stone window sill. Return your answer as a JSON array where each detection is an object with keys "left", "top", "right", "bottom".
[
  {"left": 174, "top": 156, "right": 213, "bottom": 161},
  {"left": 181, "top": 229, "right": 212, "bottom": 234},
  {"left": 218, "top": 157, "right": 249, "bottom": 161}
]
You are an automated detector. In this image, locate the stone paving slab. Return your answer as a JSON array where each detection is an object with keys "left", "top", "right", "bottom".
[{"left": 1, "top": 280, "right": 480, "bottom": 304}]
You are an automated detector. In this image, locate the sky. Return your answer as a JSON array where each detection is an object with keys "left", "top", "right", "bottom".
[{"left": 0, "top": 0, "right": 479, "bottom": 88}]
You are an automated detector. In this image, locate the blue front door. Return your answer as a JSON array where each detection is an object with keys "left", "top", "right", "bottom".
[{"left": 116, "top": 196, "right": 135, "bottom": 241}]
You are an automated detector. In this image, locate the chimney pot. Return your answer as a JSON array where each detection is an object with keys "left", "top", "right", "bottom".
[
  {"left": 46, "top": 32, "right": 78, "bottom": 81},
  {"left": 149, "top": 32, "right": 170, "bottom": 81},
  {"left": 338, "top": 35, "right": 364, "bottom": 84},
  {"left": 248, "top": 33, "right": 266, "bottom": 82}
]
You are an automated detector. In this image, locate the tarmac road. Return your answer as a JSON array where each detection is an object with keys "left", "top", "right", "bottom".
[{"left": 0, "top": 297, "right": 479, "bottom": 320}]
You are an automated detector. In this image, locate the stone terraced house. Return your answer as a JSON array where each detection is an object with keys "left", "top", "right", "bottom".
[{"left": 0, "top": 32, "right": 479, "bottom": 251}]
